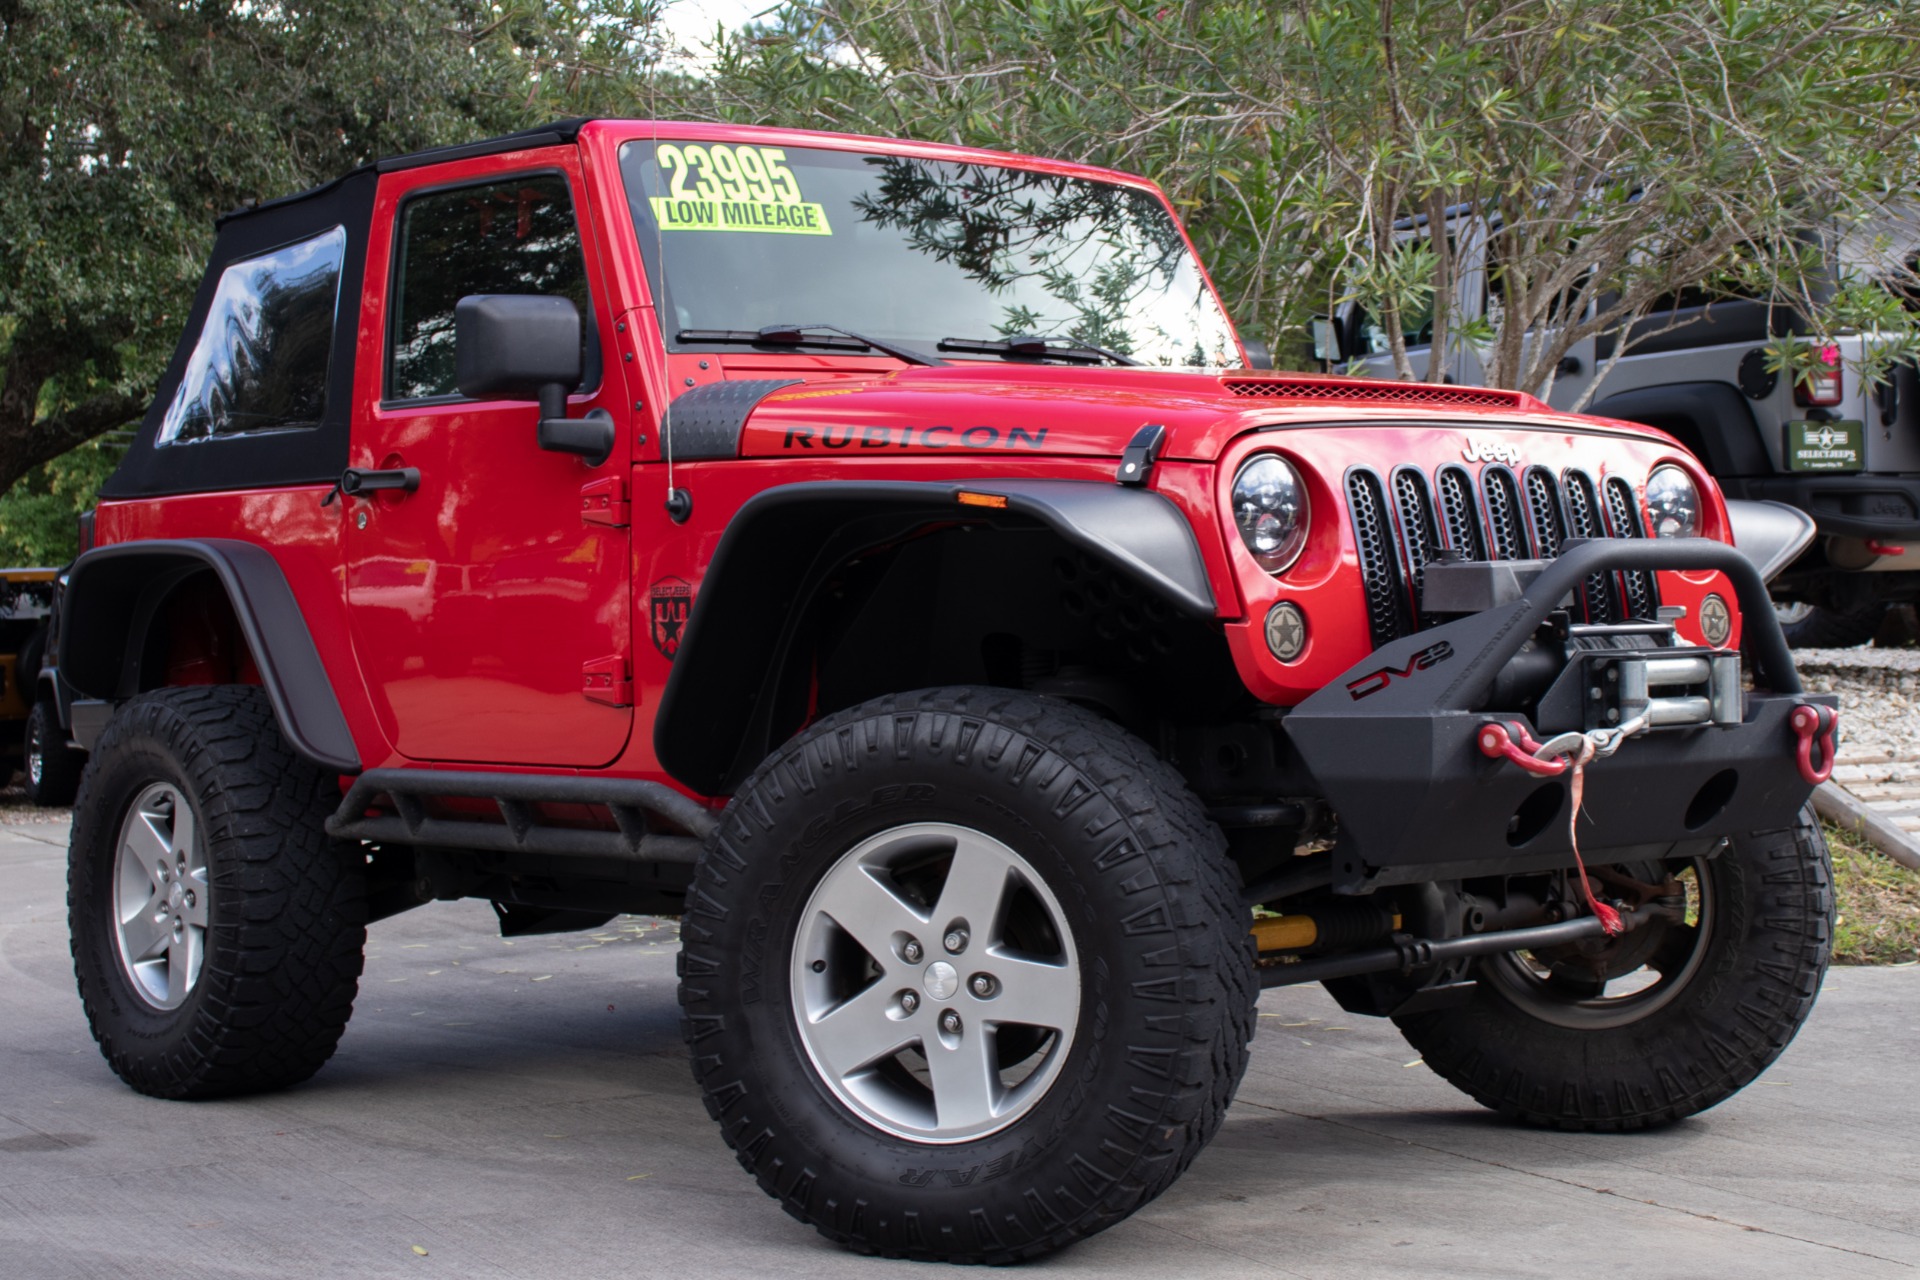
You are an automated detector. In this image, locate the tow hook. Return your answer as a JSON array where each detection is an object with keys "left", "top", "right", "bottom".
[
  {"left": 1476, "top": 713, "right": 1651, "bottom": 776},
  {"left": 1477, "top": 713, "right": 1652, "bottom": 937},
  {"left": 1791, "top": 704, "right": 1840, "bottom": 785}
]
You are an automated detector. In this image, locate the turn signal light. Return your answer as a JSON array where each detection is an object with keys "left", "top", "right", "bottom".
[{"left": 956, "top": 491, "right": 1008, "bottom": 509}]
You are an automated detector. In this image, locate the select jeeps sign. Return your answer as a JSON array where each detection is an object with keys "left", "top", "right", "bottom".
[{"left": 1785, "top": 419, "right": 1863, "bottom": 472}]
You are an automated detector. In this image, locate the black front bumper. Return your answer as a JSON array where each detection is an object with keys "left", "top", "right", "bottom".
[{"left": 1285, "top": 539, "right": 1833, "bottom": 892}]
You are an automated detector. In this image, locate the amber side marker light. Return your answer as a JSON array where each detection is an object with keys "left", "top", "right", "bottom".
[{"left": 956, "top": 491, "right": 1009, "bottom": 509}]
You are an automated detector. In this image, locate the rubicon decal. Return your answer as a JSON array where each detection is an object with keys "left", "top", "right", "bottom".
[
  {"left": 1346, "top": 640, "right": 1455, "bottom": 700},
  {"left": 650, "top": 577, "right": 693, "bottom": 659},
  {"left": 782, "top": 423, "right": 1048, "bottom": 450}
]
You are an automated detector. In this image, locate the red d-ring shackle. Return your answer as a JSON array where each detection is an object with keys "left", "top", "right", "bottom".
[
  {"left": 1477, "top": 721, "right": 1569, "bottom": 776},
  {"left": 1791, "top": 704, "right": 1839, "bottom": 786}
]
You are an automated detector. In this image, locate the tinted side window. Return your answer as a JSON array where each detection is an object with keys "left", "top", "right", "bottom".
[
  {"left": 387, "top": 174, "right": 598, "bottom": 401},
  {"left": 159, "top": 226, "right": 346, "bottom": 444}
]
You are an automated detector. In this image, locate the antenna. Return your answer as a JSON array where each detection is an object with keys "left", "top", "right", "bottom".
[{"left": 647, "top": 18, "right": 690, "bottom": 523}]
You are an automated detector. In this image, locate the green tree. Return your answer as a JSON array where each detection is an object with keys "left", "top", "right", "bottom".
[
  {"left": 662, "top": 0, "right": 1920, "bottom": 400},
  {"left": 0, "top": 0, "right": 662, "bottom": 539}
]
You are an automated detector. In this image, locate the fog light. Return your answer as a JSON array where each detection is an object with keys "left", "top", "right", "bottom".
[{"left": 1266, "top": 601, "right": 1307, "bottom": 662}]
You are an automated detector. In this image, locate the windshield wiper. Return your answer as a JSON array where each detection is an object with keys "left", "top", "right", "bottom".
[
  {"left": 937, "top": 334, "right": 1141, "bottom": 366},
  {"left": 676, "top": 322, "right": 947, "bottom": 367}
]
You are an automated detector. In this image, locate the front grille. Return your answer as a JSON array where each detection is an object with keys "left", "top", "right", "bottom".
[
  {"left": 1348, "top": 463, "right": 1659, "bottom": 648},
  {"left": 1561, "top": 470, "right": 1619, "bottom": 623},
  {"left": 1348, "top": 470, "right": 1412, "bottom": 647},
  {"left": 1482, "top": 467, "right": 1528, "bottom": 560},
  {"left": 1604, "top": 477, "right": 1659, "bottom": 619},
  {"left": 1435, "top": 465, "right": 1486, "bottom": 559},
  {"left": 1523, "top": 467, "right": 1565, "bottom": 557}
]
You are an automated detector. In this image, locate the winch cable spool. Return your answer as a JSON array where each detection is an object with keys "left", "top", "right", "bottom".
[{"left": 1478, "top": 713, "right": 1654, "bottom": 936}]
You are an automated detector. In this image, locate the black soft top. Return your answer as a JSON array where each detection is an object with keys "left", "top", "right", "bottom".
[{"left": 104, "top": 120, "right": 592, "bottom": 500}]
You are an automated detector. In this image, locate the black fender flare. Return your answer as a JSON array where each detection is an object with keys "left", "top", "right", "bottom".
[
  {"left": 654, "top": 479, "right": 1216, "bottom": 795},
  {"left": 59, "top": 539, "right": 360, "bottom": 773},
  {"left": 1587, "top": 381, "right": 1770, "bottom": 477}
]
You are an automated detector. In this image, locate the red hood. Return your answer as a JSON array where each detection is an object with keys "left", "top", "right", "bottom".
[{"left": 735, "top": 366, "right": 1678, "bottom": 462}]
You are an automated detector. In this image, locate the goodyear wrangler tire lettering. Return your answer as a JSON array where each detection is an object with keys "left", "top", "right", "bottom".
[{"left": 678, "top": 686, "right": 1255, "bottom": 1263}]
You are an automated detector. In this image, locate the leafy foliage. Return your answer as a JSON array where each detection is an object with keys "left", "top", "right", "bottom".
[
  {"left": 662, "top": 0, "right": 1920, "bottom": 401},
  {"left": 0, "top": 0, "right": 659, "bottom": 516}
]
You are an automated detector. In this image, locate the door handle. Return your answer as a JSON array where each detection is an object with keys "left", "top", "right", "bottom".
[{"left": 321, "top": 467, "right": 421, "bottom": 506}]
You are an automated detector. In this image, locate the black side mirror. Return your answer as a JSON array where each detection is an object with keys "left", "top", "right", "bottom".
[
  {"left": 454, "top": 294, "right": 612, "bottom": 465},
  {"left": 1311, "top": 315, "right": 1345, "bottom": 366},
  {"left": 1240, "top": 337, "right": 1274, "bottom": 371}
]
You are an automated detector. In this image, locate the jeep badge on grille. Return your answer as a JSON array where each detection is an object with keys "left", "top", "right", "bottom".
[{"left": 1463, "top": 438, "right": 1523, "bottom": 466}]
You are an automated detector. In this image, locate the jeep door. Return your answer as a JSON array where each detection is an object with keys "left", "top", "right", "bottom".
[{"left": 344, "top": 147, "right": 634, "bottom": 767}]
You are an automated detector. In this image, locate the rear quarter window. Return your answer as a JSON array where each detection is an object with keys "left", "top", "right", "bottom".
[{"left": 158, "top": 226, "right": 347, "bottom": 444}]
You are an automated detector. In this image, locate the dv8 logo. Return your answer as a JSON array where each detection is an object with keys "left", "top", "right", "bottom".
[{"left": 1346, "top": 640, "right": 1455, "bottom": 700}]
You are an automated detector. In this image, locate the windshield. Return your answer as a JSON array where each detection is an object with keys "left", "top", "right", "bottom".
[{"left": 618, "top": 140, "right": 1240, "bottom": 367}]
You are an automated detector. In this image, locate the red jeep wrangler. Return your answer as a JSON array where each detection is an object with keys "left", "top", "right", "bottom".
[{"left": 58, "top": 119, "right": 1837, "bottom": 1262}]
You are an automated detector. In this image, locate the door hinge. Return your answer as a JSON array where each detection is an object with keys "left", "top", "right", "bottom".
[
  {"left": 582, "top": 655, "right": 633, "bottom": 708},
  {"left": 581, "top": 475, "right": 629, "bottom": 528}
]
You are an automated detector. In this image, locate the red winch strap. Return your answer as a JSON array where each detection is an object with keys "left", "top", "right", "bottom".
[{"left": 1564, "top": 739, "right": 1625, "bottom": 936}]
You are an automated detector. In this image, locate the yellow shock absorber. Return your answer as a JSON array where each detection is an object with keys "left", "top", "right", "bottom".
[{"left": 1250, "top": 914, "right": 1318, "bottom": 952}]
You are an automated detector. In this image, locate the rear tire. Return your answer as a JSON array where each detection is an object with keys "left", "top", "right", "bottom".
[
  {"left": 24, "top": 698, "right": 84, "bottom": 807},
  {"left": 69, "top": 686, "right": 366, "bottom": 1099},
  {"left": 1777, "top": 600, "right": 1885, "bottom": 649},
  {"left": 679, "top": 687, "right": 1255, "bottom": 1262},
  {"left": 1393, "top": 810, "right": 1831, "bottom": 1131}
]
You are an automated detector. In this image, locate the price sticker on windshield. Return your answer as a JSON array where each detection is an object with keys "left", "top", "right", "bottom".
[{"left": 651, "top": 144, "right": 832, "bottom": 236}]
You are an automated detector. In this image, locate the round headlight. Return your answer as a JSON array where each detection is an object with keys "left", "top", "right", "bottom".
[
  {"left": 1645, "top": 465, "right": 1700, "bottom": 538},
  {"left": 1232, "top": 455, "right": 1308, "bottom": 573}
]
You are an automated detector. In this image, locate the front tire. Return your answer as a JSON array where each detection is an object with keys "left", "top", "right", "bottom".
[
  {"left": 679, "top": 687, "right": 1255, "bottom": 1263},
  {"left": 1393, "top": 811, "right": 1832, "bottom": 1130},
  {"left": 69, "top": 686, "right": 367, "bottom": 1099}
]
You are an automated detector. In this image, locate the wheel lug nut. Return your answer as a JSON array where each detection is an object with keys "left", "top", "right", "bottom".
[
  {"left": 810, "top": 959, "right": 825, "bottom": 973},
  {"left": 944, "top": 928, "right": 968, "bottom": 954},
  {"left": 901, "top": 939, "right": 923, "bottom": 964},
  {"left": 900, "top": 991, "right": 919, "bottom": 1014},
  {"left": 970, "top": 974, "right": 994, "bottom": 997},
  {"left": 940, "top": 1011, "right": 962, "bottom": 1035}
]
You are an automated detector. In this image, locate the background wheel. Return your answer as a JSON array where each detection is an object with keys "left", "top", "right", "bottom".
[
  {"left": 24, "top": 698, "right": 84, "bottom": 806},
  {"left": 1393, "top": 810, "right": 1831, "bottom": 1131},
  {"left": 68, "top": 686, "right": 366, "bottom": 1099},
  {"left": 1775, "top": 600, "right": 1885, "bottom": 648},
  {"left": 679, "top": 686, "right": 1255, "bottom": 1263}
]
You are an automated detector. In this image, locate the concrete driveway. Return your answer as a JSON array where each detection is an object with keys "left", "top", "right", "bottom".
[{"left": 3, "top": 816, "right": 1916, "bottom": 1279}]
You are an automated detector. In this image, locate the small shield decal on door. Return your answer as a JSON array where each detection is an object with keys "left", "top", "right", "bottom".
[{"left": 650, "top": 577, "right": 693, "bottom": 658}]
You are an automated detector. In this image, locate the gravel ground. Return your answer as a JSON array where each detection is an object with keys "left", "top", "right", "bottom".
[{"left": 1791, "top": 646, "right": 1920, "bottom": 756}]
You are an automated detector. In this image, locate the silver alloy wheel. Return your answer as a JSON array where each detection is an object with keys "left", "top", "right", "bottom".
[
  {"left": 111, "top": 782, "right": 208, "bottom": 1010},
  {"left": 26, "top": 724, "right": 42, "bottom": 787},
  {"left": 790, "top": 822, "right": 1081, "bottom": 1144},
  {"left": 1773, "top": 600, "right": 1814, "bottom": 627},
  {"left": 1482, "top": 860, "right": 1713, "bottom": 1030}
]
